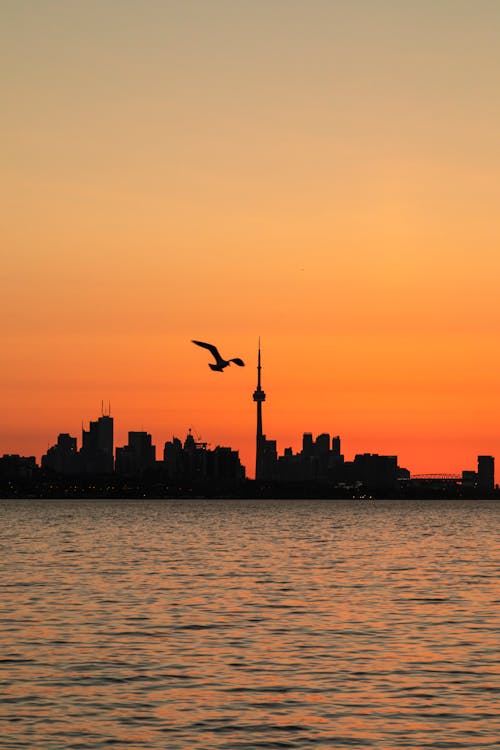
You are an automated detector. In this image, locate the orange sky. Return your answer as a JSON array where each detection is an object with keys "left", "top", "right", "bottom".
[{"left": 2, "top": 1, "right": 500, "bottom": 478}]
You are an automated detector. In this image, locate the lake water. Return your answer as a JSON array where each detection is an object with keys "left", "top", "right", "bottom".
[{"left": 0, "top": 498, "right": 498, "bottom": 749}]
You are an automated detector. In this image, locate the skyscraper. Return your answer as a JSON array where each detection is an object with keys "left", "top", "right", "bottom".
[
  {"left": 253, "top": 340, "right": 266, "bottom": 480},
  {"left": 81, "top": 414, "right": 114, "bottom": 474},
  {"left": 42, "top": 433, "right": 79, "bottom": 474},
  {"left": 477, "top": 455, "right": 494, "bottom": 492},
  {"left": 115, "top": 431, "right": 156, "bottom": 476}
]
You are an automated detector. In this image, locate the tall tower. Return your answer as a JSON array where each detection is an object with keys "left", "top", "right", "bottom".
[{"left": 253, "top": 339, "right": 266, "bottom": 480}]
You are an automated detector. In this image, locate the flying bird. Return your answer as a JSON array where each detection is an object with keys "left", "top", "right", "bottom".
[{"left": 192, "top": 340, "right": 245, "bottom": 372}]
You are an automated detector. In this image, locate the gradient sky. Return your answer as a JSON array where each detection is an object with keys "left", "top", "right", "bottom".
[{"left": 2, "top": 0, "right": 500, "bottom": 478}]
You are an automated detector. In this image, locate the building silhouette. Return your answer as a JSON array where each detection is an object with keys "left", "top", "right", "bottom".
[
  {"left": 0, "top": 454, "right": 37, "bottom": 481},
  {"left": 461, "top": 456, "right": 495, "bottom": 494},
  {"left": 277, "top": 432, "right": 344, "bottom": 482},
  {"left": 477, "top": 455, "right": 494, "bottom": 492},
  {"left": 115, "top": 431, "right": 156, "bottom": 476},
  {"left": 163, "top": 436, "right": 184, "bottom": 480},
  {"left": 41, "top": 412, "right": 114, "bottom": 475},
  {"left": 461, "top": 455, "right": 495, "bottom": 493},
  {"left": 42, "top": 433, "right": 79, "bottom": 475},
  {"left": 80, "top": 414, "right": 114, "bottom": 474},
  {"left": 348, "top": 453, "right": 399, "bottom": 490},
  {"left": 163, "top": 430, "right": 245, "bottom": 484}
]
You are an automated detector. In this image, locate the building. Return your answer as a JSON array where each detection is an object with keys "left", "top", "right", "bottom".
[
  {"left": 211, "top": 446, "right": 246, "bottom": 482},
  {"left": 42, "top": 433, "right": 79, "bottom": 474},
  {"left": 115, "top": 431, "right": 156, "bottom": 476},
  {"left": 0, "top": 454, "right": 37, "bottom": 481},
  {"left": 350, "top": 453, "right": 398, "bottom": 490},
  {"left": 460, "top": 455, "right": 495, "bottom": 493},
  {"left": 80, "top": 414, "right": 114, "bottom": 474},
  {"left": 461, "top": 470, "right": 477, "bottom": 490},
  {"left": 179, "top": 431, "right": 209, "bottom": 481},
  {"left": 163, "top": 431, "right": 245, "bottom": 484},
  {"left": 277, "top": 432, "right": 344, "bottom": 483},
  {"left": 163, "top": 437, "right": 184, "bottom": 480},
  {"left": 477, "top": 455, "right": 494, "bottom": 492}
]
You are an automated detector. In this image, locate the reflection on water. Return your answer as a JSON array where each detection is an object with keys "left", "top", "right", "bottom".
[{"left": 0, "top": 498, "right": 498, "bottom": 749}]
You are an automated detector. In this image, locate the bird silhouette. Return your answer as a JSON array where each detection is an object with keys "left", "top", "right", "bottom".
[{"left": 192, "top": 340, "right": 245, "bottom": 372}]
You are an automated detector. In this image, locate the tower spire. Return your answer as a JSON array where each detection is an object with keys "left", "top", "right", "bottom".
[
  {"left": 257, "top": 336, "right": 261, "bottom": 388},
  {"left": 253, "top": 338, "right": 266, "bottom": 479}
]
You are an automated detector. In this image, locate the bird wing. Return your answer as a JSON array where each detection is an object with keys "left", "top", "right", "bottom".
[
  {"left": 192, "top": 339, "right": 223, "bottom": 363},
  {"left": 229, "top": 358, "right": 245, "bottom": 367}
]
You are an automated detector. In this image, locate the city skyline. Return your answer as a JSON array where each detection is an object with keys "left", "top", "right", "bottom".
[
  {"left": 1, "top": 341, "right": 496, "bottom": 490},
  {"left": 2, "top": 2, "right": 500, "bottom": 480},
  {"left": 2, "top": 329, "right": 500, "bottom": 484}
]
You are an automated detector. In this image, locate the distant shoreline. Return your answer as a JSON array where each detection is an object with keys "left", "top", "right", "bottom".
[{"left": 1, "top": 477, "right": 499, "bottom": 502}]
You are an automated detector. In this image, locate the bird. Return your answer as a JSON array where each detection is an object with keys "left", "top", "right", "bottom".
[{"left": 192, "top": 340, "right": 245, "bottom": 372}]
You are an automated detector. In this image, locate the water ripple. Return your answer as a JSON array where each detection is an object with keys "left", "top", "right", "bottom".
[{"left": 0, "top": 497, "right": 499, "bottom": 749}]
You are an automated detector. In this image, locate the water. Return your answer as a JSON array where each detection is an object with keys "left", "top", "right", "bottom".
[{"left": 0, "top": 498, "right": 498, "bottom": 749}]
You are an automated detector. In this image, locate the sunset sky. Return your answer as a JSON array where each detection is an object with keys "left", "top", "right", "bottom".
[{"left": 2, "top": 0, "right": 500, "bottom": 478}]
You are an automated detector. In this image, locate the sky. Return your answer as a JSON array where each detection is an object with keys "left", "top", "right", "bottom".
[{"left": 2, "top": 0, "right": 500, "bottom": 479}]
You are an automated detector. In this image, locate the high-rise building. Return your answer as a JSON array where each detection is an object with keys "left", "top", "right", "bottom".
[
  {"left": 351, "top": 453, "right": 398, "bottom": 489},
  {"left": 315, "top": 433, "right": 330, "bottom": 455},
  {"left": 81, "top": 414, "right": 114, "bottom": 474},
  {"left": 211, "top": 446, "right": 246, "bottom": 482},
  {"left": 253, "top": 340, "right": 266, "bottom": 480},
  {"left": 0, "top": 454, "right": 37, "bottom": 480},
  {"left": 115, "top": 431, "right": 156, "bottom": 476},
  {"left": 162, "top": 431, "right": 245, "bottom": 483},
  {"left": 42, "top": 433, "right": 79, "bottom": 474},
  {"left": 477, "top": 455, "right": 494, "bottom": 492},
  {"left": 277, "top": 431, "right": 344, "bottom": 482},
  {"left": 163, "top": 437, "right": 184, "bottom": 479},
  {"left": 302, "top": 433, "right": 313, "bottom": 455}
]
